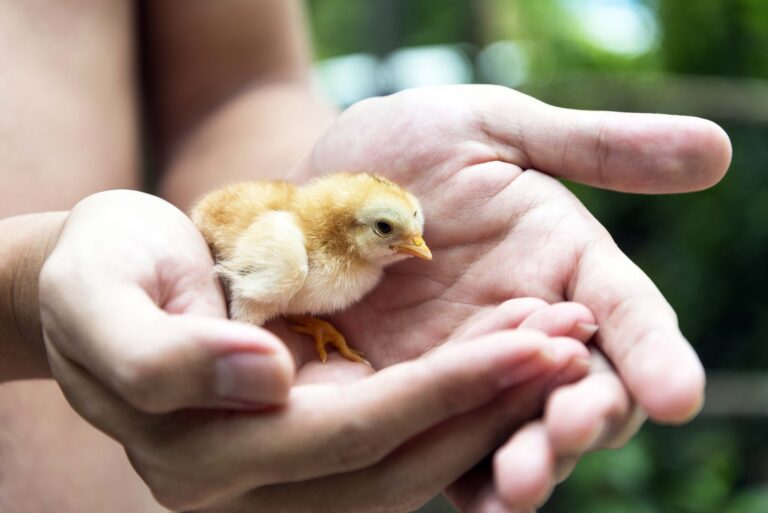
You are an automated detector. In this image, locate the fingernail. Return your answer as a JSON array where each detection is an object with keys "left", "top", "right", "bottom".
[
  {"left": 584, "top": 419, "right": 608, "bottom": 452},
  {"left": 572, "top": 322, "right": 599, "bottom": 341},
  {"left": 541, "top": 346, "right": 557, "bottom": 363},
  {"left": 477, "top": 497, "right": 515, "bottom": 513},
  {"left": 534, "top": 482, "right": 555, "bottom": 508},
  {"left": 554, "top": 456, "right": 579, "bottom": 484},
  {"left": 572, "top": 355, "right": 593, "bottom": 373},
  {"left": 214, "top": 353, "right": 288, "bottom": 405}
]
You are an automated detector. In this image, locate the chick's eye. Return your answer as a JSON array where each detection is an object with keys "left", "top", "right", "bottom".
[{"left": 375, "top": 221, "right": 392, "bottom": 235}]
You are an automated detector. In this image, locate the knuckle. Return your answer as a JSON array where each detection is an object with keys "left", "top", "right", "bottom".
[
  {"left": 128, "top": 449, "right": 215, "bottom": 511},
  {"left": 37, "top": 258, "right": 73, "bottom": 313},
  {"left": 594, "top": 112, "right": 611, "bottom": 188},
  {"left": 331, "top": 415, "right": 387, "bottom": 471},
  {"left": 605, "top": 407, "right": 646, "bottom": 449},
  {"left": 115, "top": 354, "right": 170, "bottom": 413},
  {"left": 428, "top": 364, "right": 490, "bottom": 415},
  {"left": 434, "top": 378, "right": 475, "bottom": 414},
  {"left": 37, "top": 260, "right": 58, "bottom": 300}
]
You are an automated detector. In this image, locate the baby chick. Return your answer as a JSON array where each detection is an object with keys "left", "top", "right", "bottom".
[{"left": 191, "top": 173, "right": 431, "bottom": 364}]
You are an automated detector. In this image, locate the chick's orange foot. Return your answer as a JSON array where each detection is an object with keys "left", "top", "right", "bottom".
[{"left": 288, "top": 315, "right": 370, "bottom": 365}]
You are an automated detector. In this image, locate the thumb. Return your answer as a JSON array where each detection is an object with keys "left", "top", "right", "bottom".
[
  {"left": 476, "top": 86, "right": 732, "bottom": 193},
  {"left": 42, "top": 286, "right": 295, "bottom": 413}
]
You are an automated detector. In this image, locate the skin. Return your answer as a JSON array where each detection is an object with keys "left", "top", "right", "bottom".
[
  {"left": 163, "top": 84, "right": 731, "bottom": 512},
  {"left": 0, "top": 2, "right": 333, "bottom": 510},
  {"left": 39, "top": 189, "right": 594, "bottom": 512},
  {"left": 285, "top": 86, "right": 731, "bottom": 511},
  {"left": 149, "top": 1, "right": 726, "bottom": 510},
  {"left": 0, "top": 1, "right": 732, "bottom": 512},
  {"left": 0, "top": 2, "right": 156, "bottom": 512}
]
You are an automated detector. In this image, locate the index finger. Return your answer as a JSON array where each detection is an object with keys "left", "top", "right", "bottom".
[{"left": 571, "top": 235, "right": 705, "bottom": 424}]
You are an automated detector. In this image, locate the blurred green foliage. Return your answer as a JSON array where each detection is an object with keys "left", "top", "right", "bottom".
[
  {"left": 306, "top": 0, "right": 474, "bottom": 57},
  {"left": 543, "top": 422, "right": 768, "bottom": 513},
  {"left": 305, "top": 0, "right": 768, "bottom": 511},
  {"left": 660, "top": 0, "right": 768, "bottom": 78}
]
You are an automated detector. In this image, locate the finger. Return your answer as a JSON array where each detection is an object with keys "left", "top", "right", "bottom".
[
  {"left": 544, "top": 350, "right": 646, "bottom": 460},
  {"left": 547, "top": 378, "right": 647, "bottom": 483},
  {"left": 55, "top": 330, "right": 569, "bottom": 511},
  {"left": 544, "top": 363, "right": 633, "bottom": 455},
  {"left": 205, "top": 376, "right": 565, "bottom": 513},
  {"left": 497, "top": 356, "right": 644, "bottom": 507},
  {"left": 47, "top": 339, "right": 290, "bottom": 512},
  {"left": 445, "top": 462, "right": 496, "bottom": 513},
  {"left": 493, "top": 422, "right": 554, "bottom": 511},
  {"left": 488, "top": 351, "right": 606, "bottom": 511},
  {"left": 453, "top": 299, "right": 597, "bottom": 344},
  {"left": 41, "top": 283, "right": 295, "bottom": 412},
  {"left": 471, "top": 495, "right": 534, "bottom": 513},
  {"left": 55, "top": 328, "right": 559, "bottom": 513},
  {"left": 553, "top": 455, "right": 579, "bottom": 484},
  {"left": 603, "top": 403, "right": 647, "bottom": 450},
  {"left": 241, "top": 331, "right": 568, "bottom": 482},
  {"left": 252, "top": 344, "right": 591, "bottom": 513},
  {"left": 517, "top": 301, "right": 597, "bottom": 342},
  {"left": 153, "top": 332, "right": 586, "bottom": 510},
  {"left": 571, "top": 236, "right": 705, "bottom": 423},
  {"left": 452, "top": 297, "right": 549, "bottom": 341},
  {"left": 476, "top": 87, "right": 732, "bottom": 193},
  {"left": 578, "top": 350, "right": 647, "bottom": 451},
  {"left": 446, "top": 344, "right": 593, "bottom": 513},
  {"left": 450, "top": 474, "right": 535, "bottom": 513},
  {"left": 45, "top": 338, "right": 152, "bottom": 442}
]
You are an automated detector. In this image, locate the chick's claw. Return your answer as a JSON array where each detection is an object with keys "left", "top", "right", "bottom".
[{"left": 288, "top": 315, "right": 370, "bottom": 366}]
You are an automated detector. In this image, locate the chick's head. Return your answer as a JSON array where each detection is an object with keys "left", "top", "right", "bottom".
[{"left": 349, "top": 178, "right": 432, "bottom": 265}]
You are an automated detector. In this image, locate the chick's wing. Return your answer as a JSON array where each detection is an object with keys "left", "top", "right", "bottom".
[{"left": 218, "top": 210, "right": 309, "bottom": 325}]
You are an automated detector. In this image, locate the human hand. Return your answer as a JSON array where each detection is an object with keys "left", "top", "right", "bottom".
[
  {"left": 292, "top": 85, "right": 731, "bottom": 511},
  {"left": 39, "top": 190, "right": 593, "bottom": 512}
]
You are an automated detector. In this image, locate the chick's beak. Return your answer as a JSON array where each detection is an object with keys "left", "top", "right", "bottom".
[{"left": 394, "top": 234, "right": 432, "bottom": 260}]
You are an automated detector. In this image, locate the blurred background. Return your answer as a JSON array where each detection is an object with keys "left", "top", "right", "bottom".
[{"left": 304, "top": 0, "right": 768, "bottom": 512}]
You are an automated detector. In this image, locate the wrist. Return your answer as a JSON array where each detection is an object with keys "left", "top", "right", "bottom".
[{"left": 0, "top": 211, "right": 68, "bottom": 381}]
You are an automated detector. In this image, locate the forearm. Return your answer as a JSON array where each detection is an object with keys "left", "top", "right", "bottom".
[
  {"left": 142, "top": 0, "right": 336, "bottom": 209},
  {"left": 160, "top": 81, "right": 336, "bottom": 209},
  {"left": 0, "top": 2, "right": 138, "bottom": 218},
  {"left": 0, "top": 212, "right": 67, "bottom": 381}
]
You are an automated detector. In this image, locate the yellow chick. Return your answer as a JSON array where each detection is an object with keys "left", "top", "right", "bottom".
[{"left": 191, "top": 173, "right": 431, "bottom": 364}]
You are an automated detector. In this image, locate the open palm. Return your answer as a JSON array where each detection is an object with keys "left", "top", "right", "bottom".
[{"left": 279, "top": 85, "right": 731, "bottom": 509}]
